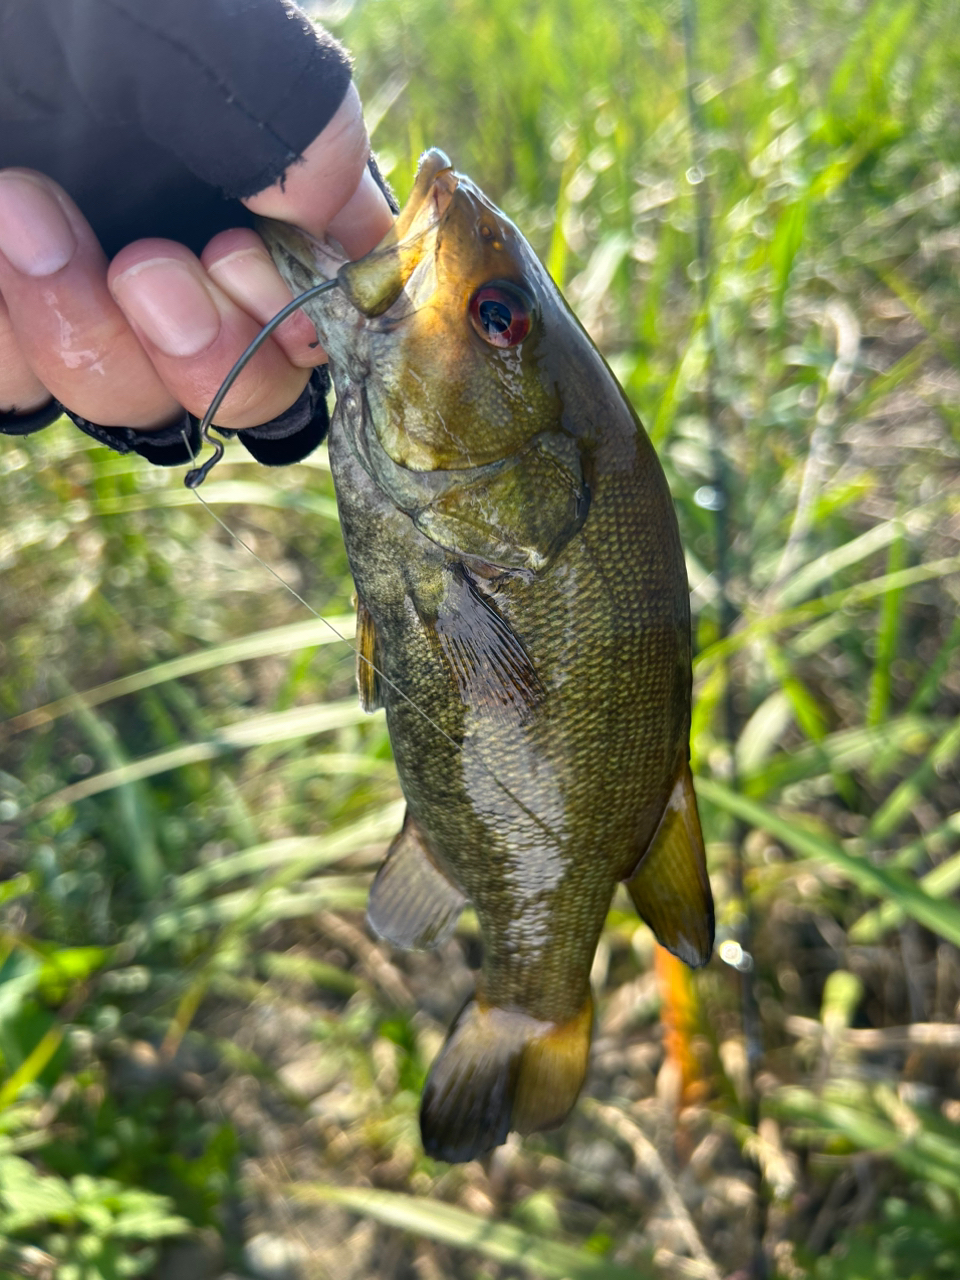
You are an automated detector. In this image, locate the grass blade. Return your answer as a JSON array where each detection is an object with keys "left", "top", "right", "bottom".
[
  {"left": 1, "top": 615, "right": 357, "bottom": 738},
  {"left": 694, "top": 555, "right": 960, "bottom": 674},
  {"left": 851, "top": 840, "right": 960, "bottom": 942},
  {"left": 774, "top": 519, "right": 901, "bottom": 608},
  {"left": 171, "top": 801, "right": 404, "bottom": 902},
  {"left": 292, "top": 1184, "right": 647, "bottom": 1279},
  {"left": 696, "top": 777, "right": 960, "bottom": 948},
  {"left": 145, "top": 877, "right": 369, "bottom": 943},
  {"left": 868, "top": 717, "right": 960, "bottom": 841},
  {"left": 771, "top": 1084, "right": 960, "bottom": 1194},
  {"left": 92, "top": 480, "right": 341, "bottom": 520},
  {"left": 26, "top": 699, "right": 375, "bottom": 817},
  {"left": 865, "top": 523, "right": 907, "bottom": 728}
]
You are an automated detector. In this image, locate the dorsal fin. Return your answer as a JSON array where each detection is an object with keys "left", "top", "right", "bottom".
[{"left": 625, "top": 764, "right": 714, "bottom": 968}]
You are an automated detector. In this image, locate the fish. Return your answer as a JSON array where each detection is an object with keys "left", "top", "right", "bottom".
[{"left": 258, "top": 149, "right": 714, "bottom": 1163}]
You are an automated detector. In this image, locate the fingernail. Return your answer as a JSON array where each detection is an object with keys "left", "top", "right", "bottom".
[
  {"left": 206, "top": 246, "right": 293, "bottom": 321},
  {"left": 327, "top": 167, "right": 395, "bottom": 260},
  {"left": 111, "top": 257, "right": 221, "bottom": 357},
  {"left": 0, "top": 173, "right": 76, "bottom": 276}
]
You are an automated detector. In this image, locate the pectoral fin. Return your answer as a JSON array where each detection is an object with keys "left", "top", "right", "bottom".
[
  {"left": 355, "top": 598, "right": 382, "bottom": 713},
  {"left": 431, "top": 566, "right": 545, "bottom": 724},
  {"left": 367, "top": 812, "right": 466, "bottom": 951},
  {"left": 413, "top": 433, "right": 589, "bottom": 572},
  {"left": 626, "top": 765, "right": 714, "bottom": 968}
]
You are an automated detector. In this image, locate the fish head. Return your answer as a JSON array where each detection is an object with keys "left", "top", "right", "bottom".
[
  {"left": 260, "top": 150, "right": 626, "bottom": 569},
  {"left": 260, "top": 150, "right": 593, "bottom": 475}
]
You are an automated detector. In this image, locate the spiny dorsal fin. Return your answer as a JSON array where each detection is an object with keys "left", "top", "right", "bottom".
[
  {"left": 367, "top": 812, "right": 466, "bottom": 951},
  {"left": 625, "top": 763, "right": 714, "bottom": 969},
  {"left": 356, "top": 597, "right": 382, "bottom": 713},
  {"left": 432, "top": 565, "right": 545, "bottom": 726}
]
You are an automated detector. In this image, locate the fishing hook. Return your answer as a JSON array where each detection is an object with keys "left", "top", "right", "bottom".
[{"left": 184, "top": 276, "right": 341, "bottom": 489}]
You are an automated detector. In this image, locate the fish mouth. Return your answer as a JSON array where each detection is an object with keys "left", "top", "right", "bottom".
[
  {"left": 257, "top": 149, "right": 459, "bottom": 321},
  {"left": 391, "top": 149, "right": 459, "bottom": 243},
  {"left": 336, "top": 149, "right": 459, "bottom": 317}
]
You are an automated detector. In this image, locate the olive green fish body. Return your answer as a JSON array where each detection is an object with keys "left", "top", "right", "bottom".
[
  {"left": 260, "top": 151, "right": 713, "bottom": 1162},
  {"left": 332, "top": 374, "right": 687, "bottom": 1013}
]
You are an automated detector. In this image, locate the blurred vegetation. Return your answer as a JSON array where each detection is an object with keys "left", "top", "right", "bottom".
[{"left": 2, "top": 0, "right": 960, "bottom": 1276}]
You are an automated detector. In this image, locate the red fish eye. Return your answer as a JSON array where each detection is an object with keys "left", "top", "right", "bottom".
[{"left": 468, "top": 283, "right": 532, "bottom": 348}]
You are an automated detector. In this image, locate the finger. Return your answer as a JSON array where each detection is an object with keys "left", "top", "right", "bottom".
[
  {"left": 242, "top": 83, "right": 394, "bottom": 259},
  {"left": 0, "top": 169, "right": 181, "bottom": 428},
  {"left": 0, "top": 292, "right": 50, "bottom": 413},
  {"left": 108, "top": 239, "right": 309, "bottom": 430},
  {"left": 326, "top": 166, "right": 396, "bottom": 261},
  {"left": 201, "top": 228, "right": 327, "bottom": 366}
]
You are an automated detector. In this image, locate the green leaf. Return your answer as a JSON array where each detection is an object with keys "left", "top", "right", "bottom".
[
  {"left": 292, "top": 1184, "right": 645, "bottom": 1279},
  {"left": 1, "top": 614, "right": 356, "bottom": 738},
  {"left": 28, "top": 698, "right": 376, "bottom": 818},
  {"left": 0, "top": 1154, "right": 75, "bottom": 1232},
  {"left": 0, "top": 875, "right": 33, "bottom": 908},
  {"left": 0, "top": 955, "right": 41, "bottom": 1027},
  {"left": 35, "top": 947, "right": 111, "bottom": 1003},
  {"left": 696, "top": 777, "right": 960, "bottom": 948}
]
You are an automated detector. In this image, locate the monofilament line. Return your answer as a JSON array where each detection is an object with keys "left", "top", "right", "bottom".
[
  {"left": 182, "top": 435, "right": 468, "bottom": 760},
  {"left": 178, "top": 273, "right": 473, "bottom": 751},
  {"left": 184, "top": 278, "right": 341, "bottom": 489},
  {"left": 186, "top": 477, "right": 563, "bottom": 848}
]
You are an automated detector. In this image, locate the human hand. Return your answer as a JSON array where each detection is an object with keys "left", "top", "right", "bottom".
[{"left": 0, "top": 84, "right": 393, "bottom": 434}]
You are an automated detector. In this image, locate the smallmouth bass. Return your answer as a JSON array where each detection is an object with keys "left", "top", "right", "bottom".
[{"left": 259, "top": 150, "right": 714, "bottom": 1163}]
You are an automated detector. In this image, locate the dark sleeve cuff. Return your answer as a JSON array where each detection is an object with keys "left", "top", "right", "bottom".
[
  {"left": 217, "top": 365, "right": 331, "bottom": 465},
  {"left": 0, "top": 398, "right": 200, "bottom": 463},
  {"left": 67, "top": 410, "right": 202, "bottom": 466},
  {"left": 0, "top": 400, "right": 65, "bottom": 437},
  {"left": 0, "top": 366, "right": 331, "bottom": 468}
]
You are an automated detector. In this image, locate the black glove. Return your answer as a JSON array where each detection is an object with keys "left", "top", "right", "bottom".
[{"left": 0, "top": 0, "right": 373, "bottom": 465}]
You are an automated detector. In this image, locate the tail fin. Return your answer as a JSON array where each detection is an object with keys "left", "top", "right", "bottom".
[{"left": 420, "top": 997, "right": 592, "bottom": 1163}]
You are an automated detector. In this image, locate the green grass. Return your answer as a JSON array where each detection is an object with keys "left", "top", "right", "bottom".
[{"left": 2, "top": 0, "right": 960, "bottom": 1276}]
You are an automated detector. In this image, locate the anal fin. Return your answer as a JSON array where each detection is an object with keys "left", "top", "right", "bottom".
[
  {"left": 356, "top": 597, "right": 382, "bottom": 712},
  {"left": 367, "top": 812, "right": 466, "bottom": 951},
  {"left": 625, "top": 764, "right": 714, "bottom": 968}
]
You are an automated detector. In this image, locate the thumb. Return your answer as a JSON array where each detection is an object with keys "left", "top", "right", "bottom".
[{"left": 241, "top": 83, "right": 393, "bottom": 259}]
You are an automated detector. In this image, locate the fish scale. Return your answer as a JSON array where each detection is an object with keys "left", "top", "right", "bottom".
[{"left": 259, "top": 148, "right": 714, "bottom": 1162}]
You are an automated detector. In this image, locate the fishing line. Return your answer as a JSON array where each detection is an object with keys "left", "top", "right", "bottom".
[
  {"left": 185, "top": 278, "right": 341, "bottom": 489},
  {"left": 183, "top": 436, "right": 466, "bottom": 761},
  {"left": 182, "top": 280, "right": 565, "bottom": 852}
]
